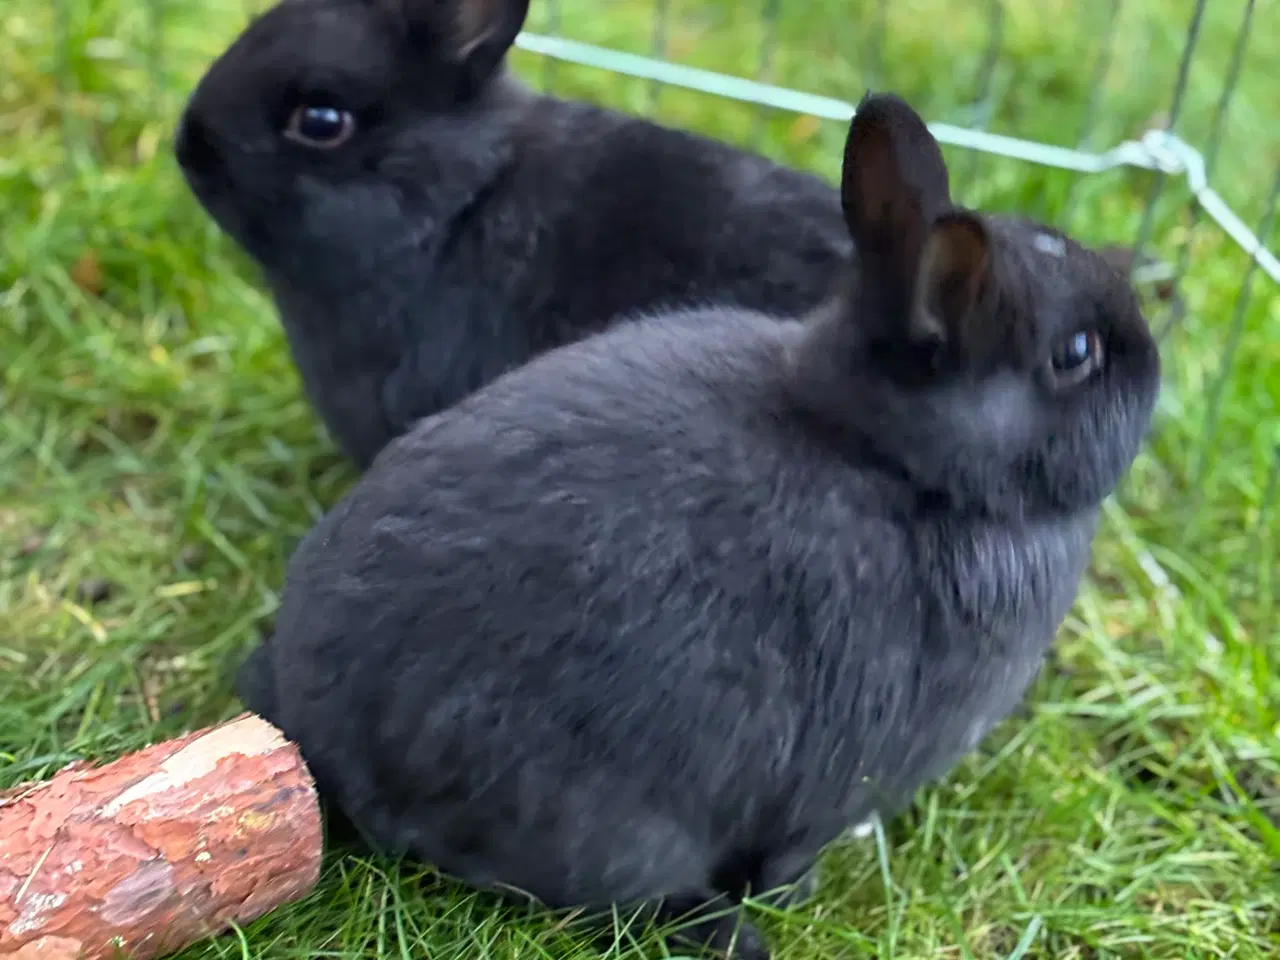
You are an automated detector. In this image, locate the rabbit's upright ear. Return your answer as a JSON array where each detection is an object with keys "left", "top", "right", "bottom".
[
  {"left": 840, "top": 93, "right": 951, "bottom": 274},
  {"left": 452, "top": 0, "right": 529, "bottom": 64},
  {"left": 840, "top": 93, "right": 994, "bottom": 355},
  {"left": 390, "top": 0, "right": 529, "bottom": 78},
  {"left": 909, "top": 212, "right": 991, "bottom": 349}
]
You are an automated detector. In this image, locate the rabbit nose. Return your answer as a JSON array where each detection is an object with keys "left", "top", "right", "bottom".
[{"left": 174, "top": 113, "right": 222, "bottom": 175}]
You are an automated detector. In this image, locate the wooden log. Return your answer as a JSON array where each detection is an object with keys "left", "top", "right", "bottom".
[{"left": 0, "top": 713, "right": 323, "bottom": 960}]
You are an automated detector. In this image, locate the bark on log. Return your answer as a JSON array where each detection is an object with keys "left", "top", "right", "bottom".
[{"left": 0, "top": 713, "right": 323, "bottom": 960}]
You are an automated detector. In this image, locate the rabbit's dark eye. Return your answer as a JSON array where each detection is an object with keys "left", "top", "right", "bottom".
[
  {"left": 1048, "top": 329, "right": 1104, "bottom": 388},
  {"left": 284, "top": 103, "right": 356, "bottom": 149}
]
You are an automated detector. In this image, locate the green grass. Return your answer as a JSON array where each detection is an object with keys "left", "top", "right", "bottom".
[{"left": 2, "top": 0, "right": 1278, "bottom": 956}]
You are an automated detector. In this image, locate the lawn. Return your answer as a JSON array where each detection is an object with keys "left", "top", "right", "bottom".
[{"left": 2, "top": 0, "right": 1278, "bottom": 956}]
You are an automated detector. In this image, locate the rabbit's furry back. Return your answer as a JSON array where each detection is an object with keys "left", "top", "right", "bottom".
[
  {"left": 242, "top": 308, "right": 1100, "bottom": 958},
  {"left": 175, "top": 0, "right": 850, "bottom": 468},
  {"left": 237, "top": 92, "right": 1160, "bottom": 959}
]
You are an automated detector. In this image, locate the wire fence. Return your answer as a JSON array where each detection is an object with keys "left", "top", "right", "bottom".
[
  {"left": 20, "top": 0, "right": 1280, "bottom": 625},
  {"left": 514, "top": 0, "right": 1279, "bottom": 634},
  {"left": 523, "top": 4, "right": 1279, "bottom": 285}
]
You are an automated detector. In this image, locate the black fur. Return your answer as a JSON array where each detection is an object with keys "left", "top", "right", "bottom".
[
  {"left": 237, "top": 92, "right": 1161, "bottom": 958},
  {"left": 174, "top": 0, "right": 849, "bottom": 468}
]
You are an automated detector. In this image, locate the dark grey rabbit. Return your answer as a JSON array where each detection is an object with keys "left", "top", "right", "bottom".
[
  {"left": 173, "top": 0, "right": 850, "bottom": 468},
  {"left": 236, "top": 92, "right": 1160, "bottom": 959}
]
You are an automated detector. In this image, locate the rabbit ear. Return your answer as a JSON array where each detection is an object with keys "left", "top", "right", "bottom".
[
  {"left": 909, "top": 212, "right": 991, "bottom": 349},
  {"left": 840, "top": 92, "right": 952, "bottom": 298},
  {"left": 388, "top": 0, "right": 528, "bottom": 73},
  {"left": 452, "top": 0, "right": 528, "bottom": 64}
]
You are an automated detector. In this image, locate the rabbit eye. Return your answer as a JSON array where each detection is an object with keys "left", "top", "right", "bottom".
[
  {"left": 1048, "top": 329, "right": 1104, "bottom": 388},
  {"left": 284, "top": 103, "right": 356, "bottom": 148}
]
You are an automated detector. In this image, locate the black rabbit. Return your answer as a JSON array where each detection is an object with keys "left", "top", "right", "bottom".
[
  {"left": 237, "top": 92, "right": 1161, "bottom": 958},
  {"left": 173, "top": 0, "right": 850, "bottom": 468}
]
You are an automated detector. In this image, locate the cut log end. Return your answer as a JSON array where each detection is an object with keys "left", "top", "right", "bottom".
[{"left": 1, "top": 713, "right": 323, "bottom": 960}]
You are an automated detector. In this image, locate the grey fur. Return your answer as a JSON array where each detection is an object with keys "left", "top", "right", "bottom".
[{"left": 237, "top": 92, "right": 1160, "bottom": 958}]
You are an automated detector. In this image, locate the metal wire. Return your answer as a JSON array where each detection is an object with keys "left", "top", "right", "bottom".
[
  {"left": 954, "top": 0, "right": 1005, "bottom": 199},
  {"left": 863, "top": 0, "right": 890, "bottom": 92},
  {"left": 1160, "top": 0, "right": 1257, "bottom": 341},
  {"left": 1129, "top": 0, "right": 1207, "bottom": 278},
  {"left": 1060, "top": 0, "right": 1123, "bottom": 228},
  {"left": 647, "top": 0, "right": 671, "bottom": 113},
  {"left": 540, "top": 0, "right": 561, "bottom": 91},
  {"left": 51, "top": 0, "right": 87, "bottom": 175},
  {"left": 751, "top": 0, "right": 783, "bottom": 149},
  {"left": 1256, "top": 450, "right": 1280, "bottom": 631},
  {"left": 1192, "top": 163, "right": 1280, "bottom": 486}
]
